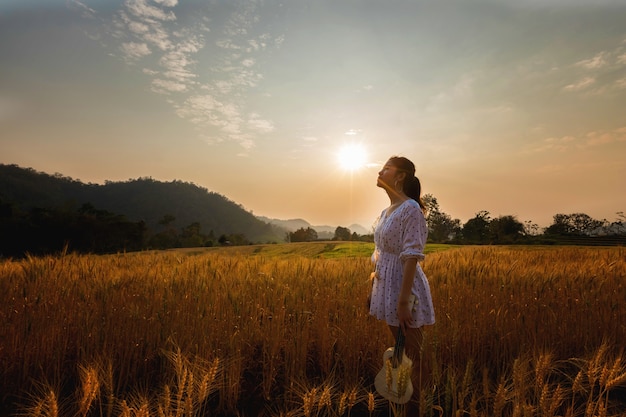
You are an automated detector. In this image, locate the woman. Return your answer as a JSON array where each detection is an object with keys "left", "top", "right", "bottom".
[{"left": 370, "top": 156, "right": 435, "bottom": 406}]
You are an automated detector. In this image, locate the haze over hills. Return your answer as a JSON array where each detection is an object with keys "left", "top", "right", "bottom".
[{"left": 257, "top": 216, "right": 371, "bottom": 240}]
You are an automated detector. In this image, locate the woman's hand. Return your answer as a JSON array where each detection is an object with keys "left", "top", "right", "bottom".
[{"left": 397, "top": 300, "right": 413, "bottom": 330}]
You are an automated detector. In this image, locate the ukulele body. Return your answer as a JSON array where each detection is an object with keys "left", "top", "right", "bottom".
[{"left": 374, "top": 346, "right": 414, "bottom": 404}]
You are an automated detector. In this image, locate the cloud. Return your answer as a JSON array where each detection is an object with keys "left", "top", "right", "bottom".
[
  {"left": 575, "top": 52, "right": 609, "bottom": 70},
  {"left": 530, "top": 127, "right": 626, "bottom": 153},
  {"left": 563, "top": 76, "right": 595, "bottom": 92},
  {"left": 159, "top": 37, "right": 203, "bottom": 82},
  {"left": 247, "top": 113, "right": 274, "bottom": 133},
  {"left": 68, "top": 0, "right": 96, "bottom": 18},
  {"left": 561, "top": 42, "right": 626, "bottom": 94},
  {"left": 154, "top": 0, "right": 179, "bottom": 7},
  {"left": 151, "top": 78, "right": 187, "bottom": 93},
  {"left": 120, "top": 42, "right": 151, "bottom": 60},
  {"left": 125, "top": 0, "right": 176, "bottom": 22},
  {"left": 80, "top": 1, "right": 282, "bottom": 150},
  {"left": 585, "top": 127, "right": 626, "bottom": 147}
]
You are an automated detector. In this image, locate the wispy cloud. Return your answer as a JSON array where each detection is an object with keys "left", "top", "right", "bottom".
[
  {"left": 575, "top": 52, "right": 609, "bottom": 70},
  {"left": 563, "top": 76, "right": 596, "bottom": 92},
  {"left": 585, "top": 127, "right": 626, "bottom": 147},
  {"left": 563, "top": 41, "right": 626, "bottom": 93},
  {"left": 73, "top": 0, "right": 281, "bottom": 151},
  {"left": 530, "top": 127, "right": 626, "bottom": 153},
  {"left": 68, "top": 0, "right": 96, "bottom": 19}
]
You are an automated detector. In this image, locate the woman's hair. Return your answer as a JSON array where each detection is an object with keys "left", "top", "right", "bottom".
[{"left": 388, "top": 156, "right": 425, "bottom": 210}]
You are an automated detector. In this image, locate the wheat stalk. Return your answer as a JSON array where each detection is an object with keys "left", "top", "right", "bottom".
[
  {"left": 547, "top": 384, "right": 563, "bottom": 417},
  {"left": 534, "top": 352, "right": 553, "bottom": 392},
  {"left": 318, "top": 385, "right": 332, "bottom": 409},
  {"left": 338, "top": 392, "right": 347, "bottom": 416},
  {"left": 493, "top": 378, "right": 507, "bottom": 417},
  {"left": 77, "top": 364, "right": 100, "bottom": 417},
  {"left": 45, "top": 389, "right": 58, "bottom": 417},
  {"left": 302, "top": 387, "right": 317, "bottom": 417},
  {"left": 197, "top": 357, "right": 220, "bottom": 403},
  {"left": 135, "top": 399, "right": 150, "bottom": 417},
  {"left": 119, "top": 400, "right": 132, "bottom": 417},
  {"left": 605, "top": 355, "right": 626, "bottom": 389},
  {"left": 367, "top": 391, "right": 376, "bottom": 416}
]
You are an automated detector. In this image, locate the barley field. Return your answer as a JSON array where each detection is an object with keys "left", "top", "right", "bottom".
[{"left": 0, "top": 243, "right": 624, "bottom": 417}]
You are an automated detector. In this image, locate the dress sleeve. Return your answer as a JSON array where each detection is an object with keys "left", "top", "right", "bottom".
[{"left": 399, "top": 203, "right": 428, "bottom": 262}]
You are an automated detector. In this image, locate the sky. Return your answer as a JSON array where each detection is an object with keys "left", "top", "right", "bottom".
[{"left": 1, "top": 0, "right": 625, "bottom": 231}]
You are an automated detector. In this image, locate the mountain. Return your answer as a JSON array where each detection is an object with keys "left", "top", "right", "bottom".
[
  {"left": 257, "top": 216, "right": 371, "bottom": 239},
  {"left": 0, "top": 164, "right": 286, "bottom": 243}
]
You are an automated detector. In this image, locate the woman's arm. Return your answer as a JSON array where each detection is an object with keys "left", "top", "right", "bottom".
[{"left": 397, "top": 257, "right": 417, "bottom": 329}]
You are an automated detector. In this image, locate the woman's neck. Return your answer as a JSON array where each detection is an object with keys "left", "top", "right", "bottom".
[{"left": 387, "top": 190, "right": 408, "bottom": 206}]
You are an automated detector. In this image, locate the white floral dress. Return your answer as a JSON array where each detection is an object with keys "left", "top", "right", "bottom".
[{"left": 369, "top": 199, "right": 435, "bottom": 328}]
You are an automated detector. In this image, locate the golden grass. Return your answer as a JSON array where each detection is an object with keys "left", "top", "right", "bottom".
[{"left": 0, "top": 243, "right": 624, "bottom": 416}]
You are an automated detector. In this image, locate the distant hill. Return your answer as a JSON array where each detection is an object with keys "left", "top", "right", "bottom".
[
  {"left": 0, "top": 164, "right": 286, "bottom": 243},
  {"left": 257, "top": 216, "right": 371, "bottom": 239}
]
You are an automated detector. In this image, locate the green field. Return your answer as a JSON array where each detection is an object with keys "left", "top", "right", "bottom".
[{"left": 170, "top": 241, "right": 457, "bottom": 258}]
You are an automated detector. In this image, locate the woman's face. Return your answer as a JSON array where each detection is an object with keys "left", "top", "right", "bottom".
[{"left": 377, "top": 160, "right": 403, "bottom": 189}]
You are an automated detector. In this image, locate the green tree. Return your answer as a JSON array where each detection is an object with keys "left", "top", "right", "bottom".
[
  {"left": 289, "top": 227, "right": 318, "bottom": 242},
  {"left": 334, "top": 226, "right": 352, "bottom": 241}
]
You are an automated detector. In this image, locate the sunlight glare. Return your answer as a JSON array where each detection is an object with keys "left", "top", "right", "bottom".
[{"left": 337, "top": 143, "right": 368, "bottom": 172}]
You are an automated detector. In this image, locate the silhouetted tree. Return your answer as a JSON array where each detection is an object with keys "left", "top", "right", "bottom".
[
  {"left": 159, "top": 214, "right": 176, "bottom": 227},
  {"left": 489, "top": 215, "right": 525, "bottom": 243},
  {"left": 545, "top": 213, "right": 604, "bottom": 236},
  {"left": 180, "top": 222, "right": 204, "bottom": 247},
  {"left": 289, "top": 227, "right": 318, "bottom": 242},
  {"left": 462, "top": 211, "right": 491, "bottom": 243},
  {"left": 524, "top": 220, "right": 540, "bottom": 236},
  {"left": 423, "top": 194, "right": 461, "bottom": 242},
  {"left": 334, "top": 226, "right": 352, "bottom": 241}
]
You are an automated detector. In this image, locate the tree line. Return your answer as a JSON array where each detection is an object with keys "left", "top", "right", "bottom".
[
  {"left": 288, "top": 194, "right": 626, "bottom": 245},
  {"left": 0, "top": 200, "right": 259, "bottom": 258},
  {"left": 2, "top": 163, "right": 624, "bottom": 256}
]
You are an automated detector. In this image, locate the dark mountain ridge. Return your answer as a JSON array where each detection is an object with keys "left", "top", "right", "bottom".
[{"left": 0, "top": 163, "right": 285, "bottom": 244}]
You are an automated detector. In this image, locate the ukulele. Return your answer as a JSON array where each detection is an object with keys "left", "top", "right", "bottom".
[{"left": 374, "top": 326, "right": 414, "bottom": 404}]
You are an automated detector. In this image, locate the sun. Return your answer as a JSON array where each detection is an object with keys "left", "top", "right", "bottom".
[{"left": 337, "top": 143, "right": 368, "bottom": 171}]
